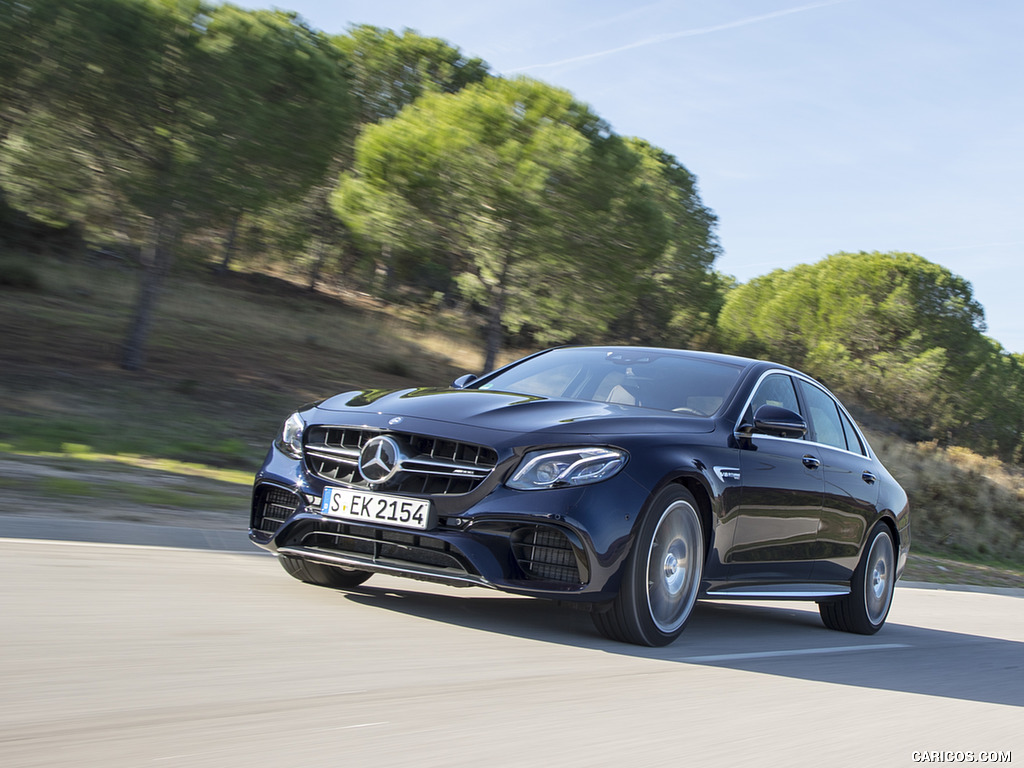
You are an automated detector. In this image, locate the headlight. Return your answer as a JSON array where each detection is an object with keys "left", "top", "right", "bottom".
[
  {"left": 276, "top": 412, "right": 305, "bottom": 459},
  {"left": 507, "top": 447, "right": 627, "bottom": 490}
]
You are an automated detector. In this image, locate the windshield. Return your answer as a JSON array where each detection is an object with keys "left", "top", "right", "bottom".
[{"left": 476, "top": 348, "right": 743, "bottom": 416}]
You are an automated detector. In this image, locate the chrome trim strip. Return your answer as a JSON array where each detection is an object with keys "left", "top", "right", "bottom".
[
  {"left": 306, "top": 456, "right": 490, "bottom": 478},
  {"left": 277, "top": 546, "right": 494, "bottom": 589},
  {"left": 305, "top": 444, "right": 361, "bottom": 459},
  {"left": 734, "top": 368, "right": 875, "bottom": 460},
  {"left": 402, "top": 459, "right": 491, "bottom": 477},
  {"left": 705, "top": 584, "right": 851, "bottom": 599}
]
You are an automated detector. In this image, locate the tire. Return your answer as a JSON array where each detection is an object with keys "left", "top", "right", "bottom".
[
  {"left": 593, "top": 485, "right": 705, "bottom": 646},
  {"left": 819, "top": 522, "right": 895, "bottom": 634},
  {"left": 279, "top": 554, "right": 373, "bottom": 590}
]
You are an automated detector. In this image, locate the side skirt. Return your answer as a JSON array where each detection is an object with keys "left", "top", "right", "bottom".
[{"left": 704, "top": 583, "right": 851, "bottom": 600}]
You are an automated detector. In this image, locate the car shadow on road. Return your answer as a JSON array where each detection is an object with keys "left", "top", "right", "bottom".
[{"left": 337, "top": 583, "right": 1024, "bottom": 708}]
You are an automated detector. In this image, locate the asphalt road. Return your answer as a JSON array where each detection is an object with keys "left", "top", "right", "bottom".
[{"left": 1, "top": 534, "right": 1020, "bottom": 768}]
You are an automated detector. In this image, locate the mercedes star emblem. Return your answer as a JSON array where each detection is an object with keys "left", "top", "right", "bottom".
[{"left": 358, "top": 435, "right": 403, "bottom": 484}]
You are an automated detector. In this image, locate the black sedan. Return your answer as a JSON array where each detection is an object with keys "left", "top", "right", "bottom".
[{"left": 250, "top": 346, "right": 910, "bottom": 646}]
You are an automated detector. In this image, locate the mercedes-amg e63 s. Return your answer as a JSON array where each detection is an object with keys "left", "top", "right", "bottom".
[{"left": 250, "top": 346, "right": 910, "bottom": 646}]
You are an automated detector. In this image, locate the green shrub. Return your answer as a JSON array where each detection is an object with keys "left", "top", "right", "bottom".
[
  {"left": 0, "top": 258, "right": 42, "bottom": 290},
  {"left": 374, "top": 357, "right": 413, "bottom": 377}
]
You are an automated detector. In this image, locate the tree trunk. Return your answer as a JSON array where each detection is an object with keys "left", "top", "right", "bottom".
[
  {"left": 215, "top": 212, "right": 241, "bottom": 274},
  {"left": 307, "top": 236, "right": 326, "bottom": 292},
  {"left": 372, "top": 242, "right": 393, "bottom": 296},
  {"left": 482, "top": 296, "right": 504, "bottom": 373},
  {"left": 481, "top": 267, "right": 511, "bottom": 373},
  {"left": 480, "top": 238, "right": 519, "bottom": 373},
  {"left": 121, "top": 216, "right": 176, "bottom": 371}
]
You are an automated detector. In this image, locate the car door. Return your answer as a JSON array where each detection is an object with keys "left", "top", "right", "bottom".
[
  {"left": 728, "top": 372, "right": 824, "bottom": 582},
  {"left": 796, "top": 379, "right": 880, "bottom": 583}
]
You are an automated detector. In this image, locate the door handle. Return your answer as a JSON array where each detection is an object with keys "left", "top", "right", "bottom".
[
  {"left": 862, "top": 471, "right": 877, "bottom": 484},
  {"left": 802, "top": 455, "right": 821, "bottom": 470}
]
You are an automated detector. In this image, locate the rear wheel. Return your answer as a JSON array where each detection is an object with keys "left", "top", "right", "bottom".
[
  {"left": 593, "top": 485, "right": 704, "bottom": 646},
  {"left": 819, "top": 522, "right": 895, "bottom": 634},
  {"left": 279, "top": 554, "right": 373, "bottom": 590}
]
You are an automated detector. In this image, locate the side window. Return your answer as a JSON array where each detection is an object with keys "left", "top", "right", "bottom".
[
  {"left": 748, "top": 373, "right": 801, "bottom": 417},
  {"left": 797, "top": 381, "right": 847, "bottom": 451},
  {"left": 838, "top": 408, "right": 867, "bottom": 456}
]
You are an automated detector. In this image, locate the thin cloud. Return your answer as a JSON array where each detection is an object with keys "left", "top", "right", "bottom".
[{"left": 507, "top": 0, "right": 854, "bottom": 73}]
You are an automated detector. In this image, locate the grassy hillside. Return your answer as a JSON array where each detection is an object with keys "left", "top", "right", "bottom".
[
  {"left": 1, "top": 252, "right": 1022, "bottom": 583},
  {"left": 0, "top": 253, "right": 489, "bottom": 465}
]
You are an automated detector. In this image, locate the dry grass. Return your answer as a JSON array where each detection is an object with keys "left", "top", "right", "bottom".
[
  {"left": 902, "top": 552, "right": 1024, "bottom": 589},
  {"left": 0, "top": 255, "right": 481, "bottom": 470},
  {"left": 869, "top": 431, "right": 1024, "bottom": 562}
]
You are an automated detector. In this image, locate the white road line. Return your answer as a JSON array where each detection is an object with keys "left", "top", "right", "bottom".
[
  {"left": 0, "top": 537, "right": 245, "bottom": 554},
  {"left": 315, "top": 722, "right": 390, "bottom": 732},
  {"left": 0, "top": 537, "right": 177, "bottom": 550},
  {"left": 680, "top": 643, "right": 911, "bottom": 663}
]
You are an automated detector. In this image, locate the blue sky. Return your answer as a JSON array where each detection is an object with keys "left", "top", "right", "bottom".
[{"left": 247, "top": 0, "right": 1024, "bottom": 353}]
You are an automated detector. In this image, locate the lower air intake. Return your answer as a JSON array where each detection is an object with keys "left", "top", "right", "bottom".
[
  {"left": 512, "top": 526, "right": 585, "bottom": 585},
  {"left": 252, "top": 485, "right": 301, "bottom": 536}
]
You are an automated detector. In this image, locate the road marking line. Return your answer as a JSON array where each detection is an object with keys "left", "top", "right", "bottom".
[
  {"left": 680, "top": 643, "right": 910, "bottom": 662},
  {"left": 0, "top": 537, "right": 179, "bottom": 551},
  {"left": 315, "top": 721, "right": 390, "bottom": 732},
  {"left": 0, "top": 537, "right": 254, "bottom": 554}
]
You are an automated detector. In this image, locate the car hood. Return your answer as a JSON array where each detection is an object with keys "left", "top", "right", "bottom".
[{"left": 314, "top": 387, "right": 714, "bottom": 436}]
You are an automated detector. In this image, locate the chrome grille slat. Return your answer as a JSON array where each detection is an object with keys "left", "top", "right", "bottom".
[
  {"left": 305, "top": 444, "right": 360, "bottom": 459},
  {"left": 401, "top": 459, "right": 491, "bottom": 478},
  {"left": 304, "top": 426, "right": 497, "bottom": 495}
]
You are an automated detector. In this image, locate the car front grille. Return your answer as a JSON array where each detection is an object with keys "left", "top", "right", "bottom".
[
  {"left": 252, "top": 485, "right": 302, "bottom": 535},
  {"left": 303, "top": 426, "right": 498, "bottom": 495},
  {"left": 511, "top": 526, "right": 585, "bottom": 585},
  {"left": 297, "top": 520, "right": 472, "bottom": 577}
]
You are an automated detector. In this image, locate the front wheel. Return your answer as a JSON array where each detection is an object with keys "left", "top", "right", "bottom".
[
  {"left": 279, "top": 554, "right": 373, "bottom": 590},
  {"left": 819, "top": 522, "right": 895, "bottom": 634},
  {"left": 593, "top": 485, "right": 705, "bottom": 646}
]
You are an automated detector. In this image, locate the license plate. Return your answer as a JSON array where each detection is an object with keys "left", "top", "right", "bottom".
[{"left": 321, "top": 487, "right": 432, "bottom": 530}]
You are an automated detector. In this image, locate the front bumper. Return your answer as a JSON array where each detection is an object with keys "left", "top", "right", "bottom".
[{"left": 249, "top": 448, "right": 644, "bottom": 602}]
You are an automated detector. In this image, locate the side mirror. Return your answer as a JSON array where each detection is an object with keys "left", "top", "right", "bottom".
[
  {"left": 752, "top": 405, "right": 807, "bottom": 439},
  {"left": 451, "top": 373, "right": 478, "bottom": 389}
]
